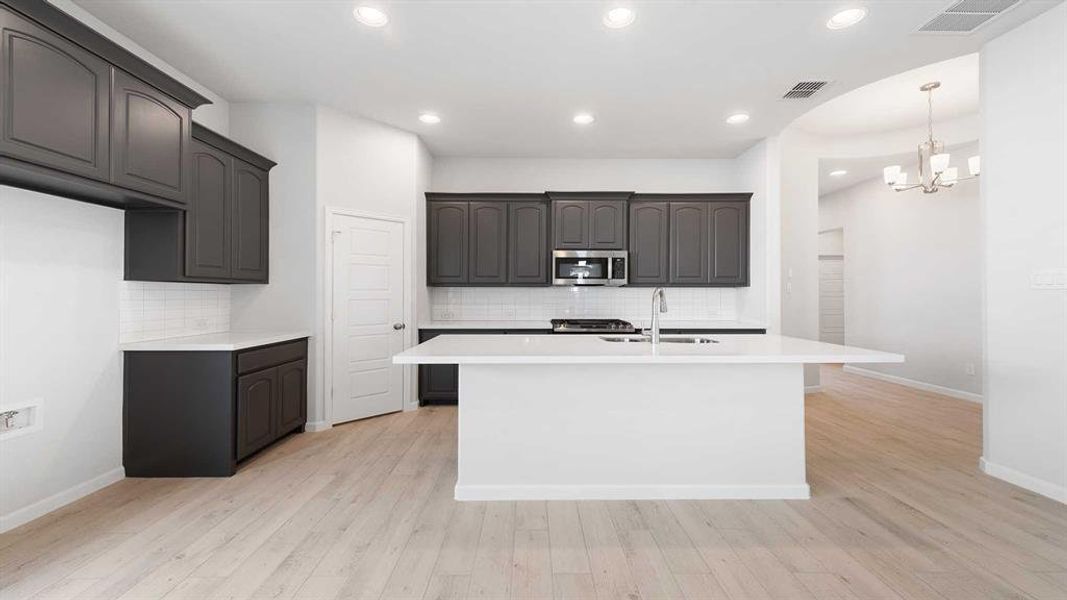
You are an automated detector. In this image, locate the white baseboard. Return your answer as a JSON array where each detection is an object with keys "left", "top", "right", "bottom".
[
  {"left": 804, "top": 385, "right": 823, "bottom": 394},
  {"left": 0, "top": 467, "right": 124, "bottom": 534},
  {"left": 980, "top": 457, "right": 1067, "bottom": 504},
  {"left": 305, "top": 420, "right": 332, "bottom": 433},
  {"left": 842, "top": 365, "right": 982, "bottom": 403},
  {"left": 454, "top": 483, "right": 811, "bottom": 501}
]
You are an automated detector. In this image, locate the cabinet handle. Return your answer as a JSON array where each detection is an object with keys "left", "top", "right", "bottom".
[{"left": 393, "top": 323, "right": 406, "bottom": 330}]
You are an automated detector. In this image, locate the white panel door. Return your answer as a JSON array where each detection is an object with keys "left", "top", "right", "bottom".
[
  {"left": 331, "top": 215, "right": 406, "bottom": 424},
  {"left": 819, "top": 257, "right": 845, "bottom": 345}
]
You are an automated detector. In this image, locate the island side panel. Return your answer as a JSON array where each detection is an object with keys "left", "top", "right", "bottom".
[{"left": 455, "top": 362, "right": 808, "bottom": 500}]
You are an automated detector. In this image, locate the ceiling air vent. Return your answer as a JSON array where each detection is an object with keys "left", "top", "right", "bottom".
[
  {"left": 782, "top": 81, "right": 829, "bottom": 100},
  {"left": 918, "top": 0, "right": 1021, "bottom": 34}
]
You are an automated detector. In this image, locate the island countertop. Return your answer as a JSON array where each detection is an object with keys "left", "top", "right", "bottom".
[{"left": 392, "top": 333, "right": 903, "bottom": 365}]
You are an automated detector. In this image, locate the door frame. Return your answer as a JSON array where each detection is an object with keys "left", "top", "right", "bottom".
[{"left": 323, "top": 207, "right": 416, "bottom": 427}]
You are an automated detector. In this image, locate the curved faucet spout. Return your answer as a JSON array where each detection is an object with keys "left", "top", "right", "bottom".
[{"left": 650, "top": 287, "right": 668, "bottom": 344}]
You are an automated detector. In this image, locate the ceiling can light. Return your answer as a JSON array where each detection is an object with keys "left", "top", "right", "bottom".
[
  {"left": 826, "top": 7, "right": 867, "bottom": 30},
  {"left": 353, "top": 6, "right": 388, "bottom": 27},
  {"left": 725, "top": 112, "right": 750, "bottom": 125},
  {"left": 829, "top": 169, "right": 848, "bottom": 177},
  {"left": 418, "top": 112, "right": 441, "bottom": 124},
  {"left": 603, "top": 7, "right": 636, "bottom": 29},
  {"left": 573, "top": 113, "right": 596, "bottom": 125}
]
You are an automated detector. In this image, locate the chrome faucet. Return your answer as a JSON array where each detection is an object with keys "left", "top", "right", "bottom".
[{"left": 648, "top": 287, "right": 668, "bottom": 344}]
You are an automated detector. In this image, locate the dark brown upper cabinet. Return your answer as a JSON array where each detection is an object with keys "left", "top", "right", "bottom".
[
  {"left": 548, "top": 192, "right": 629, "bottom": 249},
  {"left": 508, "top": 201, "right": 549, "bottom": 284},
  {"left": 0, "top": 7, "right": 110, "bottom": 182},
  {"left": 428, "top": 201, "right": 469, "bottom": 284},
  {"left": 669, "top": 202, "right": 709, "bottom": 284},
  {"left": 631, "top": 193, "right": 751, "bottom": 287},
  {"left": 427, "top": 193, "right": 549, "bottom": 286},
  {"left": 0, "top": 1, "right": 211, "bottom": 209},
  {"left": 184, "top": 138, "right": 232, "bottom": 279},
  {"left": 125, "top": 123, "right": 275, "bottom": 284},
  {"left": 709, "top": 200, "right": 749, "bottom": 285},
  {"left": 230, "top": 158, "right": 269, "bottom": 281},
  {"left": 628, "top": 201, "right": 670, "bottom": 285},
  {"left": 110, "top": 69, "right": 191, "bottom": 205},
  {"left": 468, "top": 201, "right": 508, "bottom": 284}
]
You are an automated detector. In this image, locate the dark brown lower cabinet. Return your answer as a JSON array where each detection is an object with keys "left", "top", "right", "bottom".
[{"left": 124, "top": 338, "right": 307, "bottom": 476}]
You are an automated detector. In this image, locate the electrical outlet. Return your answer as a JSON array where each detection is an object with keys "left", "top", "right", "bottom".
[
  {"left": 0, "top": 400, "right": 42, "bottom": 439},
  {"left": 964, "top": 362, "right": 976, "bottom": 376}
]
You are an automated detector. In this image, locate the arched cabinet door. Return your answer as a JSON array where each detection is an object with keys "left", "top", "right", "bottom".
[
  {"left": 428, "top": 202, "right": 469, "bottom": 284},
  {"left": 628, "top": 201, "right": 670, "bottom": 285},
  {"left": 0, "top": 8, "right": 110, "bottom": 182},
  {"left": 708, "top": 202, "right": 749, "bottom": 285},
  {"left": 184, "top": 139, "right": 232, "bottom": 279},
  {"left": 230, "top": 159, "right": 269, "bottom": 281},
  {"left": 110, "top": 69, "right": 191, "bottom": 205}
]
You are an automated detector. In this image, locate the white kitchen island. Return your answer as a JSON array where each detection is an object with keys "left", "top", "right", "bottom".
[{"left": 393, "top": 334, "right": 902, "bottom": 501}]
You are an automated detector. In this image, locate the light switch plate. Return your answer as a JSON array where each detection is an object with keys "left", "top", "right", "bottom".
[{"left": 1031, "top": 268, "right": 1067, "bottom": 290}]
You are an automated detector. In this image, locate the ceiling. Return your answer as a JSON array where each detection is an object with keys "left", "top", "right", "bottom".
[
  {"left": 71, "top": 0, "right": 1061, "bottom": 158},
  {"left": 795, "top": 53, "right": 980, "bottom": 137}
]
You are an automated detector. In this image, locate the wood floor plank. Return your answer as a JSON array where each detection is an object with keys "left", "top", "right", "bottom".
[{"left": 3, "top": 366, "right": 1067, "bottom": 600}]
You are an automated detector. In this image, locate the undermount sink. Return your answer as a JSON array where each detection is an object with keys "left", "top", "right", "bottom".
[
  {"left": 659, "top": 336, "right": 719, "bottom": 344},
  {"left": 599, "top": 335, "right": 719, "bottom": 344},
  {"left": 599, "top": 335, "right": 651, "bottom": 343}
]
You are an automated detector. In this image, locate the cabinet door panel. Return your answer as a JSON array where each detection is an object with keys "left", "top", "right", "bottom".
[
  {"left": 417, "top": 331, "right": 458, "bottom": 404},
  {"left": 508, "top": 201, "right": 548, "bottom": 284},
  {"left": 428, "top": 202, "right": 468, "bottom": 284},
  {"left": 184, "top": 139, "right": 231, "bottom": 279},
  {"left": 669, "top": 202, "right": 709, "bottom": 284},
  {"left": 468, "top": 201, "right": 508, "bottom": 283},
  {"left": 110, "top": 69, "right": 190, "bottom": 204},
  {"left": 276, "top": 359, "right": 307, "bottom": 434},
  {"left": 628, "top": 202, "right": 669, "bottom": 285},
  {"left": 237, "top": 368, "right": 277, "bottom": 460},
  {"left": 588, "top": 200, "right": 626, "bottom": 249},
  {"left": 0, "top": 8, "right": 110, "bottom": 181},
  {"left": 553, "top": 201, "right": 588, "bottom": 249},
  {"left": 709, "top": 202, "right": 749, "bottom": 285},
  {"left": 230, "top": 158, "right": 269, "bottom": 281}
]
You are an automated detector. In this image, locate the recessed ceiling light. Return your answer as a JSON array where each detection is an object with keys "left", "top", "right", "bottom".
[
  {"left": 826, "top": 7, "right": 867, "bottom": 30},
  {"left": 725, "top": 112, "right": 750, "bottom": 125},
  {"left": 603, "top": 7, "right": 636, "bottom": 29},
  {"left": 353, "top": 6, "right": 388, "bottom": 27},
  {"left": 573, "top": 113, "right": 596, "bottom": 125},
  {"left": 829, "top": 169, "right": 848, "bottom": 177},
  {"left": 418, "top": 112, "right": 441, "bottom": 124}
]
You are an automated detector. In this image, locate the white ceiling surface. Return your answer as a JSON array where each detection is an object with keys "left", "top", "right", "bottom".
[
  {"left": 819, "top": 142, "right": 978, "bottom": 195},
  {"left": 71, "top": 0, "right": 1061, "bottom": 158},
  {"left": 795, "top": 53, "right": 980, "bottom": 137}
]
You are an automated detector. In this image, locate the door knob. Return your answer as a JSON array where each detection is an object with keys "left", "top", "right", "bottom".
[{"left": 393, "top": 323, "right": 406, "bottom": 330}]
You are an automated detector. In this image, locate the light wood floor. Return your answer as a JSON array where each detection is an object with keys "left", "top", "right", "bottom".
[{"left": 3, "top": 366, "right": 1067, "bottom": 600}]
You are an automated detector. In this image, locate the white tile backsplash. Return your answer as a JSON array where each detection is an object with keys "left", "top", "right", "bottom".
[
  {"left": 119, "top": 281, "right": 230, "bottom": 343},
  {"left": 429, "top": 287, "right": 737, "bottom": 322}
]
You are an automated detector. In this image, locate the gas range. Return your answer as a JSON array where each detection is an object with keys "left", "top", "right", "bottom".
[{"left": 550, "top": 318, "right": 636, "bottom": 334}]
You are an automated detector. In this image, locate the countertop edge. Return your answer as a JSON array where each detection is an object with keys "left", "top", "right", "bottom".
[{"left": 120, "top": 332, "right": 311, "bottom": 352}]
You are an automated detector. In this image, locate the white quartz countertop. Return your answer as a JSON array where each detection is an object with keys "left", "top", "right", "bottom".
[
  {"left": 121, "top": 331, "right": 310, "bottom": 352},
  {"left": 393, "top": 333, "right": 903, "bottom": 365},
  {"left": 418, "top": 319, "right": 766, "bottom": 330}
]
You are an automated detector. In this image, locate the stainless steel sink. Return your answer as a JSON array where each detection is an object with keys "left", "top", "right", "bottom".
[
  {"left": 599, "top": 335, "right": 651, "bottom": 343},
  {"left": 659, "top": 336, "right": 719, "bottom": 344}
]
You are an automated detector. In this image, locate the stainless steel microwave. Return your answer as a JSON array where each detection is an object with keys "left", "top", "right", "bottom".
[{"left": 552, "top": 250, "right": 628, "bottom": 286}]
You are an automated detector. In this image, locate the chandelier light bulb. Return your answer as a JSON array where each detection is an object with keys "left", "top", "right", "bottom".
[
  {"left": 969, "top": 155, "right": 981, "bottom": 176},
  {"left": 942, "top": 167, "right": 959, "bottom": 185},
  {"left": 930, "top": 153, "right": 951, "bottom": 174},
  {"left": 883, "top": 165, "right": 902, "bottom": 185}
]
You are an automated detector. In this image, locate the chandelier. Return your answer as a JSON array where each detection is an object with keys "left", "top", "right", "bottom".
[{"left": 883, "top": 81, "right": 980, "bottom": 194}]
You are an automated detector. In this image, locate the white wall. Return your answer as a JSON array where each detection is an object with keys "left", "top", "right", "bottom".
[
  {"left": 819, "top": 145, "right": 982, "bottom": 397},
  {"left": 0, "top": 1, "right": 233, "bottom": 532},
  {"left": 980, "top": 4, "right": 1067, "bottom": 502},
  {"left": 735, "top": 139, "right": 780, "bottom": 331},
  {"left": 229, "top": 105, "right": 430, "bottom": 425}
]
